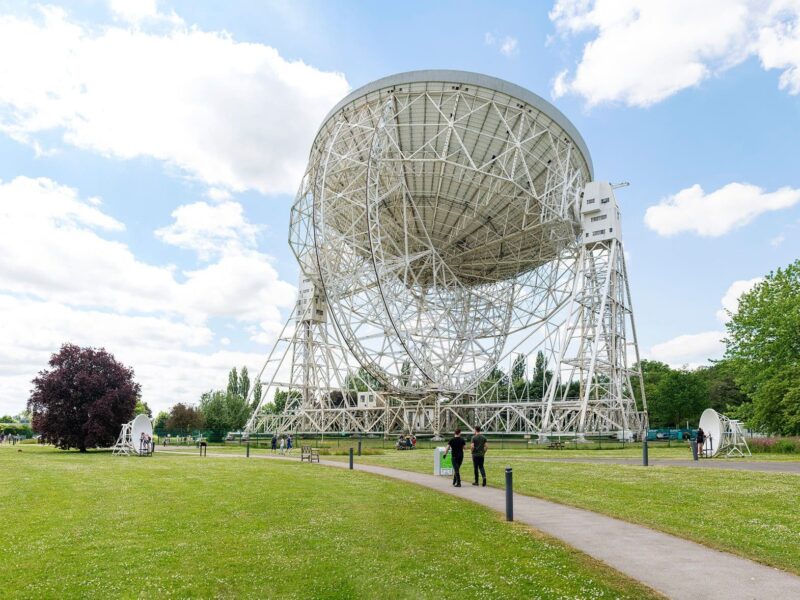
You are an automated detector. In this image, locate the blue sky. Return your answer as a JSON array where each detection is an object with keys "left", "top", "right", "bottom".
[{"left": 1, "top": 0, "right": 798, "bottom": 415}]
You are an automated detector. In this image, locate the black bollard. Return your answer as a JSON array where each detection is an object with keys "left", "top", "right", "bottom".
[
  {"left": 692, "top": 438, "right": 698, "bottom": 461},
  {"left": 349, "top": 447, "right": 354, "bottom": 470},
  {"left": 358, "top": 440, "right": 362, "bottom": 456},
  {"left": 505, "top": 468, "right": 513, "bottom": 521},
  {"left": 642, "top": 439, "right": 649, "bottom": 466},
  {"left": 246, "top": 441, "right": 250, "bottom": 458}
]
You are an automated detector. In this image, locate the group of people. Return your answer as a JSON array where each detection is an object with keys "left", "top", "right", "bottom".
[
  {"left": 139, "top": 431, "right": 153, "bottom": 451},
  {"left": 270, "top": 433, "right": 293, "bottom": 454},
  {"left": 396, "top": 434, "right": 417, "bottom": 450},
  {"left": 442, "top": 426, "right": 488, "bottom": 487},
  {"left": 0, "top": 433, "right": 21, "bottom": 444}
]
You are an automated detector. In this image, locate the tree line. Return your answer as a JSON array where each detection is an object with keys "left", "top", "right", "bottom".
[{"left": 154, "top": 366, "right": 264, "bottom": 441}]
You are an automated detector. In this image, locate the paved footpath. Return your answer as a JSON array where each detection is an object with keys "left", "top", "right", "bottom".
[
  {"left": 158, "top": 448, "right": 800, "bottom": 600},
  {"left": 518, "top": 456, "right": 800, "bottom": 474}
]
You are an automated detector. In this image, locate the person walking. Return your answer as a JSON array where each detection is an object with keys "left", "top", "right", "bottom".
[
  {"left": 286, "top": 434, "right": 293, "bottom": 454},
  {"left": 443, "top": 429, "right": 466, "bottom": 487},
  {"left": 471, "top": 426, "right": 488, "bottom": 486},
  {"left": 696, "top": 427, "right": 706, "bottom": 458},
  {"left": 279, "top": 436, "right": 286, "bottom": 455},
  {"left": 271, "top": 433, "right": 277, "bottom": 454}
]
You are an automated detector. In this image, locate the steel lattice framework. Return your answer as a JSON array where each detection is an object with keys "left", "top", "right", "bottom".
[{"left": 245, "top": 71, "right": 647, "bottom": 439}]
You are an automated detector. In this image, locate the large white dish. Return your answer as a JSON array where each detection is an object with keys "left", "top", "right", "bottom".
[
  {"left": 130, "top": 414, "right": 153, "bottom": 451},
  {"left": 699, "top": 408, "right": 723, "bottom": 457}
]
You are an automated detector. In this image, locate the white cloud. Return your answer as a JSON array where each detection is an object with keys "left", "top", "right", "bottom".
[
  {"left": 770, "top": 233, "right": 786, "bottom": 246},
  {"left": 0, "top": 6, "right": 349, "bottom": 194},
  {"left": 500, "top": 36, "right": 520, "bottom": 57},
  {"left": 550, "top": 0, "right": 800, "bottom": 106},
  {"left": 156, "top": 201, "right": 261, "bottom": 260},
  {"left": 0, "top": 294, "right": 265, "bottom": 415},
  {"left": 648, "top": 331, "right": 725, "bottom": 368},
  {"left": 484, "top": 31, "right": 520, "bottom": 58},
  {"left": 0, "top": 176, "right": 296, "bottom": 321},
  {"left": 0, "top": 175, "right": 297, "bottom": 415},
  {"left": 644, "top": 182, "right": 800, "bottom": 236},
  {"left": 648, "top": 275, "right": 763, "bottom": 367},
  {"left": 716, "top": 277, "right": 762, "bottom": 322}
]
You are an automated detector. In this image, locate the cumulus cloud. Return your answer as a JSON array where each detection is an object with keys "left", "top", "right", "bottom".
[
  {"left": 648, "top": 275, "right": 763, "bottom": 367},
  {"left": 648, "top": 331, "right": 725, "bottom": 368},
  {"left": 156, "top": 201, "right": 261, "bottom": 260},
  {"left": 0, "top": 176, "right": 298, "bottom": 414},
  {"left": 644, "top": 182, "right": 800, "bottom": 237},
  {"left": 550, "top": 0, "right": 800, "bottom": 106},
  {"left": 0, "top": 294, "right": 266, "bottom": 415},
  {"left": 0, "top": 176, "right": 296, "bottom": 320},
  {"left": 484, "top": 31, "right": 520, "bottom": 58},
  {"left": 0, "top": 6, "right": 349, "bottom": 194}
]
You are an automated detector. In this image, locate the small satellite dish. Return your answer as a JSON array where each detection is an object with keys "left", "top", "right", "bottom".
[
  {"left": 131, "top": 414, "right": 153, "bottom": 449},
  {"left": 699, "top": 408, "right": 723, "bottom": 457}
]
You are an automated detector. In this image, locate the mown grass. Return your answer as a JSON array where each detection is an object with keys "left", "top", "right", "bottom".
[
  {"left": 0, "top": 445, "right": 659, "bottom": 599},
  {"left": 319, "top": 449, "right": 800, "bottom": 575}
]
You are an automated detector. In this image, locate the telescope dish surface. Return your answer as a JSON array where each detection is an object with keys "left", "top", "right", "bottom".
[
  {"left": 131, "top": 414, "right": 152, "bottom": 447},
  {"left": 291, "top": 70, "right": 592, "bottom": 392},
  {"left": 699, "top": 408, "right": 723, "bottom": 457}
]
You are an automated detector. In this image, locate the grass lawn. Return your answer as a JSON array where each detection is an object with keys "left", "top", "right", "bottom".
[
  {"left": 0, "top": 445, "right": 659, "bottom": 599},
  {"left": 314, "top": 448, "right": 800, "bottom": 575}
]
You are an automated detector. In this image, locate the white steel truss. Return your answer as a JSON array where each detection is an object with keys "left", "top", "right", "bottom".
[{"left": 246, "top": 72, "right": 647, "bottom": 439}]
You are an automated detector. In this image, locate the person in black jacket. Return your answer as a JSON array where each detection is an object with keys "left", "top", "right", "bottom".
[
  {"left": 444, "top": 429, "right": 466, "bottom": 487},
  {"left": 696, "top": 427, "right": 706, "bottom": 458}
]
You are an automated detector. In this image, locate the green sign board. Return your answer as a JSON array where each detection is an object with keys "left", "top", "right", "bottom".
[{"left": 441, "top": 452, "right": 452, "bottom": 470}]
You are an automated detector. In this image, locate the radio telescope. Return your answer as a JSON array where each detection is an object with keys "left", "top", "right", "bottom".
[{"left": 246, "top": 70, "right": 647, "bottom": 439}]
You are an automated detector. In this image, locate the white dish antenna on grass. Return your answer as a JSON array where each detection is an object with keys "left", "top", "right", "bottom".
[
  {"left": 699, "top": 408, "right": 751, "bottom": 457},
  {"left": 113, "top": 414, "right": 153, "bottom": 456}
]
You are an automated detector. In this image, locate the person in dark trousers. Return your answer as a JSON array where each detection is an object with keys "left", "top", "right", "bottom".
[
  {"left": 471, "top": 426, "right": 488, "bottom": 486},
  {"left": 271, "top": 434, "right": 277, "bottom": 453},
  {"left": 696, "top": 427, "right": 706, "bottom": 458},
  {"left": 443, "top": 429, "right": 466, "bottom": 487}
]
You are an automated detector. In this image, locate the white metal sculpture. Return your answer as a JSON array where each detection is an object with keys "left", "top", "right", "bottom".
[
  {"left": 699, "top": 408, "right": 751, "bottom": 457},
  {"left": 113, "top": 414, "right": 153, "bottom": 456},
  {"left": 246, "top": 70, "right": 647, "bottom": 439}
]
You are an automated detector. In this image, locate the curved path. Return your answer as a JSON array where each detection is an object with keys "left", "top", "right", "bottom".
[
  {"left": 516, "top": 456, "right": 800, "bottom": 474},
  {"left": 158, "top": 448, "right": 800, "bottom": 599}
]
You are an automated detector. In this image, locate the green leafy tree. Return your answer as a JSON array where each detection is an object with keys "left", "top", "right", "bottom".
[
  {"left": 511, "top": 354, "right": 526, "bottom": 382},
  {"left": 695, "top": 360, "right": 750, "bottom": 413},
  {"left": 153, "top": 411, "right": 169, "bottom": 432},
  {"left": 725, "top": 260, "right": 800, "bottom": 435},
  {"left": 0, "top": 415, "right": 13, "bottom": 423},
  {"left": 199, "top": 390, "right": 251, "bottom": 441},
  {"left": 251, "top": 379, "right": 263, "bottom": 411},
  {"left": 239, "top": 366, "right": 250, "bottom": 402},
  {"left": 633, "top": 360, "right": 672, "bottom": 414},
  {"left": 529, "top": 351, "right": 552, "bottom": 400},
  {"left": 227, "top": 367, "right": 239, "bottom": 398},
  {"left": 134, "top": 400, "right": 152, "bottom": 418},
  {"left": 649, "top": 368, "right": 708, "bottom": 428}
]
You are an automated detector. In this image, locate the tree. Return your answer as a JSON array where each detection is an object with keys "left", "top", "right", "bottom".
[
  {"left": 725, "top": 260, "right": 800, "bottom": 435},
  {"left": 649, "top": 369, "right": 707, "bottom": 428},
  {"left": 511, "top": 354, "right": 526, "bottom": 382},
  {"left": 134, "top": 399, "right": 152, "bottom": 418},
  {"left": 529, "top": 351, "right": 552, "bottom": 400},
  {"left": 227, "top": 367, "right": 239, "bottom": 398},
  {"left": 695, "top": 360, "right": 750, "bottom": 413},
  {"left": 239, "top": 366, "right": 250, "bottom": 402},
  {"left": 633, "top": 360, "right": 672, "bottom": 414},
  {"left": 251, "top": 379, "right": 263, "bottom": 411},
  {"left": 199, "top": 390, "right": 250, "bottom": 441},
  {"left": 166, "top": 403, "right": 205, "bottom": 431},
  {"left": 28, "top": 344, "right": 140, "bottom": 452},
  {"left": 153, "top": 411, "right": 169, "bottom": 432},
  {"left": 0, "top": 415, "right": 13, "bottom": 423}
]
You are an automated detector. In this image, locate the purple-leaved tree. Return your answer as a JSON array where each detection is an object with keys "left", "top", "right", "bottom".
[{"left": 28, "top": 344, "right": 140, "bottom": 451}]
